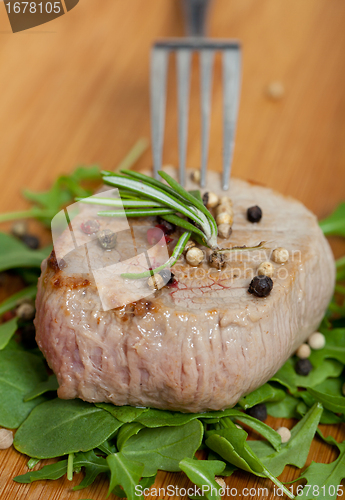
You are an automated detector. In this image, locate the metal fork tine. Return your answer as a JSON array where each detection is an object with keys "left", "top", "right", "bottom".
[
  {"left": 222, "top": 47, "right": 241, "bottom": 190},
  {"left": 176, "top": 49, "right": 192, "bottom": 186},
  {"left": 151, "top": 46, "right": 169, "bottom": 180},
  {"left": 200, "top": 49, "right": 214, "bottom": 188}
]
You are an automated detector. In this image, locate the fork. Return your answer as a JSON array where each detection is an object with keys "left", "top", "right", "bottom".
[{"left": 150, "top": 0, "right": 242, "bottom": 190}]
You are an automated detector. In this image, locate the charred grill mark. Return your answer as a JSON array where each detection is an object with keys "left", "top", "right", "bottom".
[
  {"left": 47, "top": 249, "right": 66, "bottom": 273},
  {"left": 47, "top": 250, "right": 60, "bottom": 272}
]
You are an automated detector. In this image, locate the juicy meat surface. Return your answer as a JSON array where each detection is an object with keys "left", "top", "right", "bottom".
[{"left": 35, "top": 169, "right": 335, "bottom": 412}]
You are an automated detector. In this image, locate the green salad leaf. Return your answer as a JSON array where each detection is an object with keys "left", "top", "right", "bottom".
[
  {"left": 319, "top": 203, "right": 345, "bottom": 237},
  {"left": 14, "top": 460, "right": 68, "bottom": 483},
  {"left": 179, "top": 458, "right": 225, "bottom": 500},
  {"left": 95, "top": 403, "right": 148, "bottom": 423},
  {"left": 0, "top": 232, "right": 52, "bottom": 273},
  {"left": 238, "top": 383, "right": 285, "bottom": 409},
  {"left": 121, "top": 420, "right": 203, "bottom": 476},
  {"left": 23, "top": 374, "right": 59, "bottom": 402},
  {"left": 296, "top": 441, "right": 345, "bottom": 499},
  {"left": 14, "top": 399, "right": 123, "bottom": 458},
  {"left": 248, "top": 403, "right": 323, "bottom": 477},
  {"left": 73, "top": 450, "right": 110, "bottom": 491},
  {"left": 0, "top": 284, "right": 37, "bottom": 316},
  {"left": 0, "top": 317, "right": 18, "bottom": 350},
  {"left": 0, "top": 350, "right": 48, "bottom": 428},
  {"left": 107, "top": 452, "right": 144, "bottom": 500}
]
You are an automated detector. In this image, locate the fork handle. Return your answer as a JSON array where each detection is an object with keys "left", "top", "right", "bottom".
[{"left": 181, "top": 0, "right": 212, "bottom": 37}]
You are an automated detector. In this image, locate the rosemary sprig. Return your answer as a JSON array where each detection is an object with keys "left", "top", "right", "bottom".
[
  {"left": 102, "top": 175, "right": 206, "bottom": 230},
  {"left": 120, "top": 231, "right": 191, "bottom": 279},
  {"left": 99, "top": 208, "right": 175, "bottom": 217}
]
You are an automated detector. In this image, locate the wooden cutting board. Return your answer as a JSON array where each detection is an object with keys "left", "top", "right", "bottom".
[{"left": 1, "top": 1, "right": 345, "bottom": 499}]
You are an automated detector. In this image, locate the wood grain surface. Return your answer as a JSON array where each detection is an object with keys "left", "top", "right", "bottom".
[{"left": 0, "top": 1, "right": 345, "bottom": 499}]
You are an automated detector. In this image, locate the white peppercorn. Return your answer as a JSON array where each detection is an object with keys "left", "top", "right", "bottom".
[
  {"left": 16, "top": 302, "right": 35, "bottom": 320},
  {"left": 0, "top": 429, "right": 13, "bottom": 449},
  {"left": 186, "top": 247, "right": 204, "bottom": 266},
  {"left": 219, "top": 195, "right": 233, "bottom": 206},
  {"left": 216, "top": 203, "right": 233, "bottom": 216},
  {"left": 215, "top": 477, "right": 226, "bottom": 490},
  {"left": 216, "top": 212, "right": 233, "bottom": 226},
  {"left": 308, "top": 332, "right": 326, "bottom": 350},
  {"left": 276, "top": 426, "right": 291, "bottom": 443},
  {"left": 183, "top": 240, "right": 196, "bottom": 254},
  {"left": 266, "top": 81, "right": 285, "bottom": 100},
  {"left": 190, "top": 170, "right": 201, "bottom": 183},
  {"left": 11, "top": 221, "right": 28, "bottom": 238},
  {"left": 203, "top": 191, "right": 219, "bottom": 208},
  {"left": 296, "top": 343, "right": 311, "bottom": 359},
  {"left": 147, "top": 274, "right": 165, "bottom": 291},
  {"left": 217, "top": 224, "right": 232, "bottom": 239},
  {"left": 257, "top": 261, "right": 274, "bottom": 278},
  {"left": 271, "top": 247, "right": 289, "bottom": 264}
]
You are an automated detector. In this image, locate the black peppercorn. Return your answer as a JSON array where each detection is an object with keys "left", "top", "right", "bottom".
[
  {"left": 21, "top": 234, "right": 40, "bottom": 250},
  {"left": 157, "top": 218, "right": 176, "bottom": 235},
  {"left": 159, "top": 269, "right": 175, "bottom": 286},
  {"left": 202, "top": 192, "right": 209, "bottom": 206},
  {"left": 246, "top": 403, "right": 267, "bottom": 422},
  {"left": 295, "top": 358, "right": 313, "bottom": 376},
  {"left": 248, "top": 276, "right": 273, "bottom": 297},
  {"left": 247, "top": 205, "right": 262, "bottom": 223}
]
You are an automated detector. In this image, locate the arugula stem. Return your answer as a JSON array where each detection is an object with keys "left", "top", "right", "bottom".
[
  {"left": 27, "top": 457, "right": 40, "bottom": 469},
  {"left": 262, "top": 467, "right": 294, "bottom": 499},
  {"left": 67, "top": 453, "right": 74, "bottom": 481},
  {"left": 0, "top": 209, "right": 56, "bottom": 223},
  {"left": 0, "top": 284, "right": 37, "bottom": 316},
  {"left": 121, "top": 231, "right": 191, "bottom": 279},
  {"left": 115, "top": 138, "right": 149, "bottom": 172}
]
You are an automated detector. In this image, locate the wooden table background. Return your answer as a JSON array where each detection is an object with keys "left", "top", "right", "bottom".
[{"left": 0, "top": 0, "right": 345, "bottom": 499}]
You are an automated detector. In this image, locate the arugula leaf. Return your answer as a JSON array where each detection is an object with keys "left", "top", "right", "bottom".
[
  {"left": 270, "top": 357, "right": 343, "bottom": 392},
  {"left": 179, "top": 458, "right": 225, "bottom": 500},
  {"left": 107, "top": 452, "right": 144, "bottom": 500},
  {"left": 14, "top": 398, "right": 123, "bottom": 458},
  {"left": 308, "top": 328, "right": 345, "bottom": 367},
  {"left": 134, "top": 407, "right": 241, "bottom": 428},
  {"left": 248, "top": 402, "right": 323, "bottom": 477},
  {"left": 266, "top": 393, "right": 300, "bottom": 419},
  {"left": 296, "top": 441, "right": 345, "bottom": 499},
  {"left": 307, "top": 388, "right": 345, "bottom": 415},
  {"left": 73, "top": 450, "right": 110, "bottom": 490},
  {"left": 23, "top": 165, "right": 102, "bottom": 226},
  {"left": 95, "top": 403, "right": 148, "bottom": 423},
  {"left": 0, "top": 232, "right": 51, "bottom": 273},
  {"left": 116, "top": 422, "right": 145, "bottom": 451},
  {"left": 0, "top": 285, "right": 37, "bottom": 316},
  {"left": 14, "top": 460, "right": 68, "bottom": 483},
  {"left": 97, "top": 439, "right": 117, "bottom": 456},
  {"left": 0, "top": 350, "right": 48, "bottom": 428},
  {"left": 319, "top": 203, "right": 345, "bottom": 237},
  {"left": 121, "top": 420, "right": 203, "bottom": 476},
  {"left": 207, "top": 451, "right": 237, "bottom": 476},
  {"left": 205, "top": 425, "right": 293, "bottom": 498},
  {"left": 237, "top": 383, "right": 285, "bottom": 409},
  {"left": 23, "top": 374, "right": 59, "bottom": 401},
  {"left": 0, "top": 317, "right": 18, "bottom": 350},
  {"left": 230, "top": 414, "right": 281, "bottom": 451}
]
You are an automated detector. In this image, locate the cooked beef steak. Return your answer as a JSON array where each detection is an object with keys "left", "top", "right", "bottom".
[{"left": 35, "top": 169, "right": 335, "bottom": 412}]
